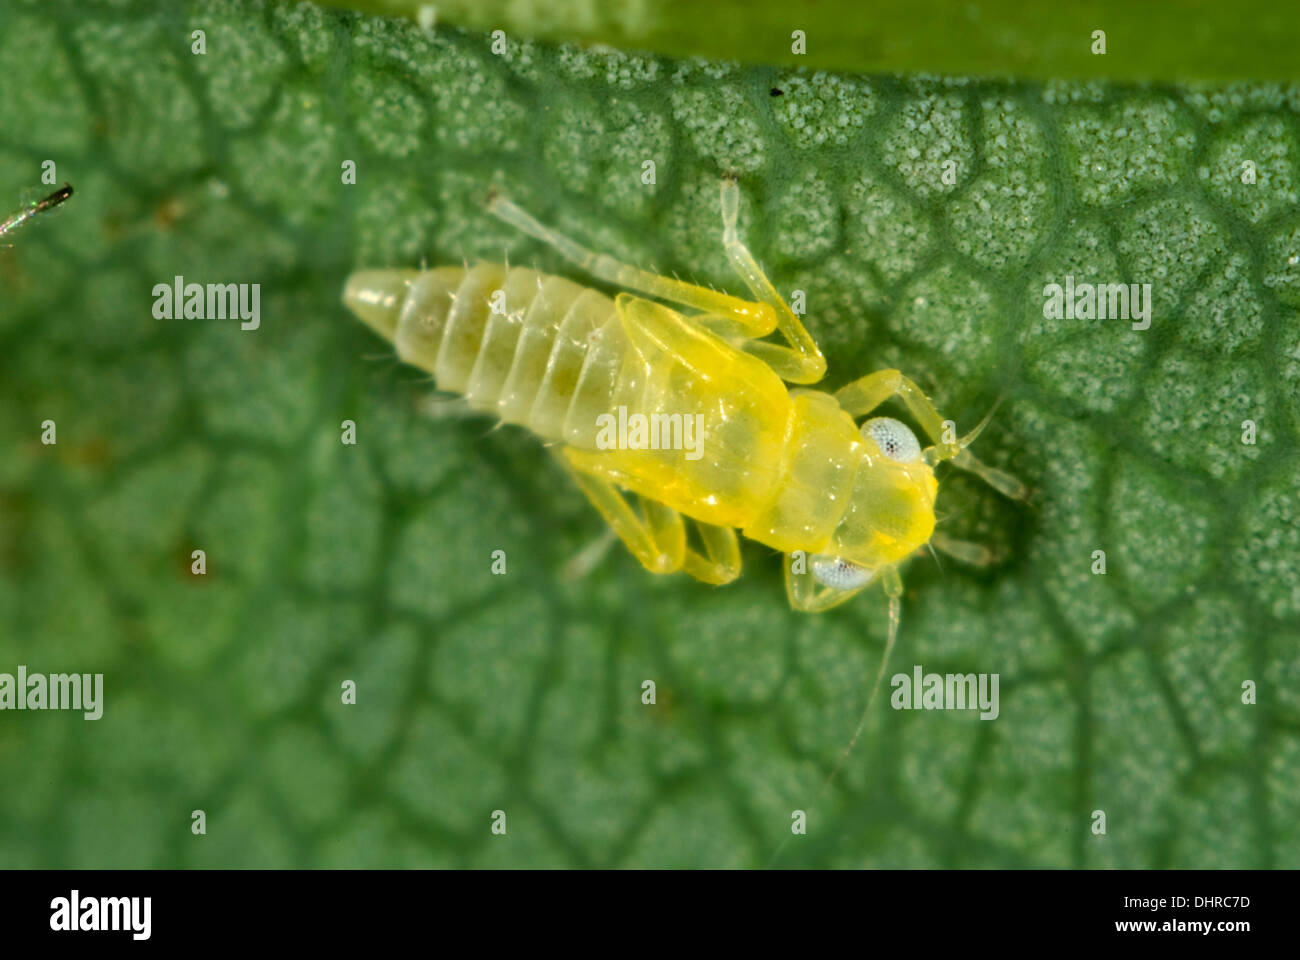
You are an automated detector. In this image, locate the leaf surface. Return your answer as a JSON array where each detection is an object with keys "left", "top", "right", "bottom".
[{"left": 1, "top": 0, "right": 1297, "bottom": 868}]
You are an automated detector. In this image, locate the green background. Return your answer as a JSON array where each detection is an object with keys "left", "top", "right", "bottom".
[
  {"left": 1, "top": 0, "right": 1298, "bottom": 868},
  {"left": 328, "top": 0, "right": 1300, "bottom": 83}
]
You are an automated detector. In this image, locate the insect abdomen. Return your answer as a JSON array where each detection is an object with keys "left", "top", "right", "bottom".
[{"left": 343, "top": 265, "right": 630, "bottom": 446}]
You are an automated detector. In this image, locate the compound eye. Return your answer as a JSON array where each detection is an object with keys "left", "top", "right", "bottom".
[
  {"left": 862, "top": 417, "right": 922, "bottom": 463},
  {"left": 811, "top": 555, "right": 875, "bottom": 591}
]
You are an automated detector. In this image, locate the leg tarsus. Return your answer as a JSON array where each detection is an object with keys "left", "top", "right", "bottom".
[
  {"left": 682, "top": 520, "right": 742, "bottom": 585},
  {"left": 639, "top": 495, "right": 686, "bottom": 567},
  {"left": 558, "top": 451, "right": 684, "bottom": 575},
  {"left": 930, "top": 531, "right": 1000, "bottom": 567},
  {"left": 950, "top": 448, "right": 1029, "bottom": 501},
  {"left": 558, "top": 449, "right": 740, "bottom": 584}
]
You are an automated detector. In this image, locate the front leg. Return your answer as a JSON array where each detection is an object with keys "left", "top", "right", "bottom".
[
  {"left": 785, "top": 553, "right": 881, "bottom": 612},
  {"left": 834, "top": 368, "right": 1027, "bottom": 499},
  {"left": 834, "top": 369, "right": 952, "bottom": 451}
]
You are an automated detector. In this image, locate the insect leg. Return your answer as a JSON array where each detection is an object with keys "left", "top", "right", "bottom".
[
  {"left": 948, "top": 448, "right": 1029, "bottom": 501},
  {"left": 834, "top": 369, "right": 949, "bottom": 443},
  {"left": 677, "top": 312, "right": 773, "bottom": 342},
  {"left": 819, "top": 566, "right": 903, "bottom": 782},
  {"left": 784, "top": 555, "right": 873, "bottom": 612},
  {"left": 640, "top": 496, "right": 688, "bottom": 568},
  {"left": 930, "top": 530, "right": 1001, "bottom": 566},
  {"left": 556, "top": 449, "right": 686, "bottom": 575},
  {"left": 718, "top": 177, "right": 826, "bottom": 384},
  {"left": 835, "top": 369, "right": 1027, "bottom": 496},
  {"left": 613, "top": 293, "right": 747, "bottom": 380},
  {"left": 416, "top": 394, "right": 479, "bottom": 421},
  {"left": 556, "top": 448, "right": 740, "bottom": 584},
  {"left": 487, "top": 193, "right": 775, "bottom": 334},
  {"left": 681, "top": 520, "right": 742, "bottom": 585},
  {"left": 767, "top": 564, "right": 904, "bottom": 866}
]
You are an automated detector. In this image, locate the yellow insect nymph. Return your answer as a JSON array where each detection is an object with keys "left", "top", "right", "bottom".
[{"left": 343, "top": 178, "right": 1024, "bottom": 624}]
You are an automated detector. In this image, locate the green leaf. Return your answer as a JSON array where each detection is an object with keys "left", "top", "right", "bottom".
[
  {"left": 1, "top": 0, "right": 1298, "bottom": 869},
  {"left": 318, "top": 0, "right": 1300, "bottom": 84}
]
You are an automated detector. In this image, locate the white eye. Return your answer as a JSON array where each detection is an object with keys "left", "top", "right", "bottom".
[
  {"left": 811, "top": 555, "right": 875, "bottom": 591},
  {"left": 862, "top": 417, "right": 921, "bottom": 463}
]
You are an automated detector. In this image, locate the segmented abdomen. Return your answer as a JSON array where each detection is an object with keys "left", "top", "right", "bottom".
[{"left": 358, "top": 264, "right": 636, "bottom": 447}]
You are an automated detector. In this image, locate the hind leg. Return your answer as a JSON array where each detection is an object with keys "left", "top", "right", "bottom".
[
  {"left": 488, "top": 194, "right": 775, "bottom": 336},
  {"left": 487, "top": 184, "right": 827, "bottom": 385},
  {"left": 718, "top": 176, "right": 826, "bottom": 384}
]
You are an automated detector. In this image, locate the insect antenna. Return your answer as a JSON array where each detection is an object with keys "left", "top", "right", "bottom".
[
  {"left": 925, "top": 394, "right": 1005, "bottom": 464},
  {"left": 955, "top": 395, "right": 1004, "bottom": 449},
  {"left": 932, "top": 500, "right": 976, "bottom": 528},
  {"left": 821, "top": 591, "right": 901, "bottom": 795},
  {"left": 0, "top": 183, "right": 73, "bottom": 241},
  {"left": 766, "top": 590, "right": 903, "bottom": 868}
]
